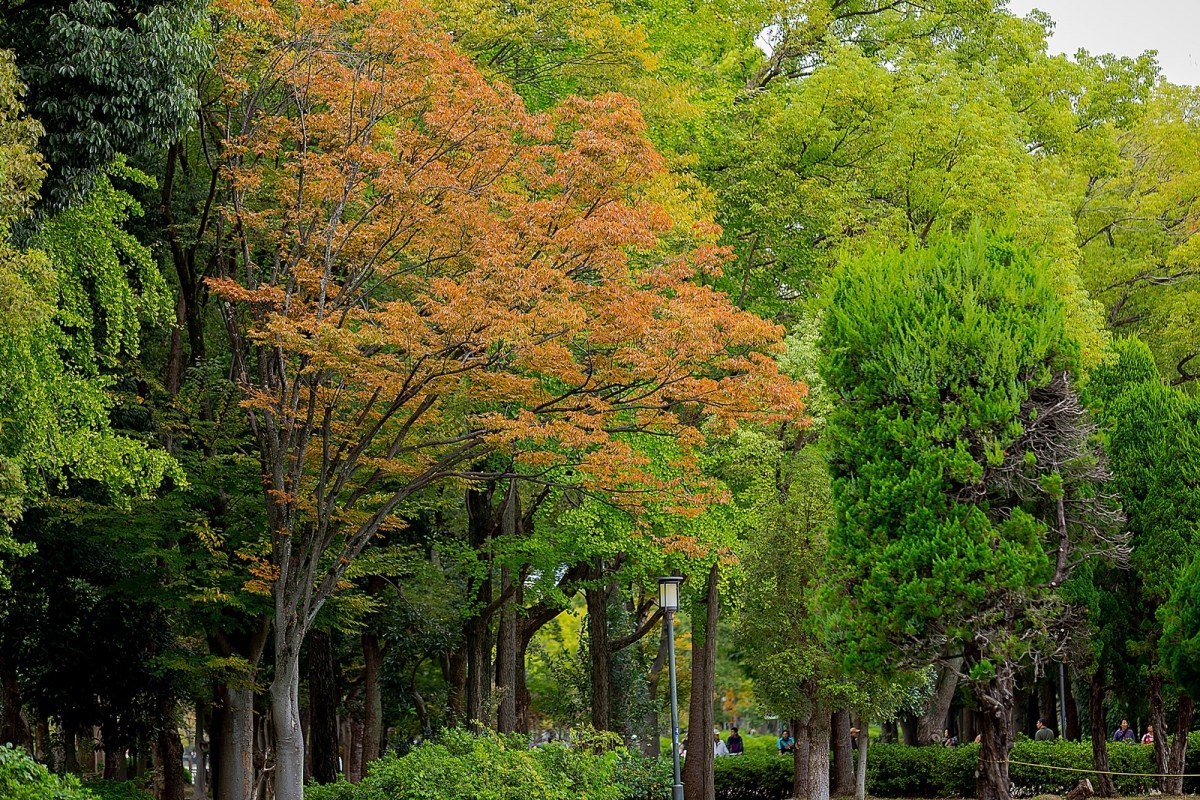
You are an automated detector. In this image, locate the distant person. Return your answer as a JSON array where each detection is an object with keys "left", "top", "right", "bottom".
[
  {"left": 1142, "top": 725, "right": 1155, "bottom": 745},
  {"left": 942, "top": 728, "right": 958, "bottom": 747},
  {"left": 714, "top": 729, "right": 730, "bottom": 757},
  {"left": 777, "top": 728, "right": 796, "bottom": 755},
  {"left": 850, "top": 727, "right": 860, "bottom": 751},
  {"left": 727, "top": 726, "right": 744, "bottom": 755},
  {"left": 1035, "top": 718, "right": 1055, "bottom": 741},
  {"left": 1113, "top": 719, "right": 1137, "bottom": 743}
]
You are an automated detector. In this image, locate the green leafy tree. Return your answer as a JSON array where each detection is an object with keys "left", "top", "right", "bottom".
[{"left": 822, "top": 229, "right": 1126, "bottom": 800}]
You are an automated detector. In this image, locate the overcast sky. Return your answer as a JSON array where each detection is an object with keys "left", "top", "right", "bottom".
[{"left": 1005, "top": 0, "right": 1200, "bottom": 86}]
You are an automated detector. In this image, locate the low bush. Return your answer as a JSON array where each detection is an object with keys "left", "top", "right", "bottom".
[
  {"left": 0, "top": 745, "right": 96, "bottom": 800},
  {"left": 305, "top": 728, "right": 671, "bottom": 800},
  {"left": 713, "top": 755, "right": 792, "bottom": 799},
  {"left": 80, "top": 782, "right": 154, "bottom": 800}
]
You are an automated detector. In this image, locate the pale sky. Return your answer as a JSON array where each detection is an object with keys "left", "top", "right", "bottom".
[{"left": 1005, "top": 0, "right": 1200, "bottom": 86}]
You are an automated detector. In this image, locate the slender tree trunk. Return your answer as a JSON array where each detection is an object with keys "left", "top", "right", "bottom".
[
  {"left": 361, "top": 631, "right": 383, "bottom": 771},
  {"left": 1150, "top": 676, "right": 1169, "bottom": 777},
  {"left": 193, "top": 703, "right": 207, "bottom": 800},
  {"left": 853, "top": 713, "right": 870, "bottom": 800},
  {"left": 587, "top": 577, "right": 613, "bottom": 732},
  {"left": 793, "top": 716, "right": 810, "bottom": 800},
  {"left": 641, "top": 624, "right": 669, "bottom": 757},
  {"left": 917, "top": 658, "right": 962, "bottom": 744},
  {"left": 682, "top": 563, "right": 719, "bottom": 800},
  {"left": 974, "top": 662, "right": 1016, "bottom": 800},
  {"left": 807, "top": 707, "right": 832, "bottom": 800},
  {"left": 1160, "top": 694, "right": 1193, "bottom": 795},
  {"left": 464, "top": 611, "right": 491, "bottom": 730},
  {"left": 307, "top": 631, "right": 339, "bottom": 784},
  {"left": 1088, "top": 671, "right": 1117, "bottom": 797},
  {"left": 832, "top": 710, "right": 855, "bottom": 797}
]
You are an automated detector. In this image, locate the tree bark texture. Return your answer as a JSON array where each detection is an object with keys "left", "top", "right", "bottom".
[
  {"left": 495, "top": 568, "right": 520, "bottom": 733},
  {"left": 918, "top": 658, "right": 962, "bottom": 744},
  {"left": 806, "top": 707, "right": 832, "bottom": 800},
  {"left": 1065, "top": 677, "right": 1081, "bottom": 741},
  {"left": 587, "top": 577, "right": 613, "bottom": 732},
  {"left": 1159, "top": 692, "right": 1193, "bottom": 795},
  {"left": 271, "top": 632, "right": 305, "bottom": 800},
  {"left": 214, "top": 682, "right": 256, "bottom": 800},
  {"left": 682, "top": 563, "right": 719, "bottom": 800},
  {"left": 158, "top": 699, "right": 185, "bottom": 800},
  {"left": 361, "top": 631, "right": 384, "bottom": 771},
  {"left": 1087, "top": 671, "right": 1117, "bottom": 797},
  {"left": 307, "top": 630, "right": 339, "bottom": 785},
  {"left": 792, "top": 716, "right": 810, "bottom": 800},
  {"left": 853, "top": 713, "right": 870, "bottom": 800},
  {"left": 0, "top": 651, "right": 31, "bottom": 751},
  {"left": 974, "top": 662, "right": 1016, "bottom": 800},
  {"left": 832, "top": 709, "right": 855, "bottom": 797}
]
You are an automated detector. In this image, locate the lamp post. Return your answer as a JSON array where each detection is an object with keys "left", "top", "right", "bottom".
[{"left": 659, "top": 576, "right": 685, "bottom": 800}]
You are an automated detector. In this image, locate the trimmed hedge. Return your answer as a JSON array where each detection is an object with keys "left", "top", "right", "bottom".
[
  {"left": 305, "top": 729, "right": 671, "bottom": 800},
  {"left": 713, "top": 755, "right": 792, "bottom": 799}
]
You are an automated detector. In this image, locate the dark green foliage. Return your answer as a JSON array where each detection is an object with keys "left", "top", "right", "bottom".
[
  {"left": 821, "top": 229, "right": 1079, "bottom": 671},
  {"left": 711, "top": 755, "right": 793, "bottom": 799},
  {"left": 80, "top": 781, "right": 153, "bottom": 800},
  {"left": 1162, "top": 555, "right": 1200, "bottom": 699},
  {"left": 304, "top": 728, "right": 671, "bottom": 800},
  {"left": 0, "top": 744, "right": 96, "bottom": 800},
  {"left": 0, "top": 0, "right": 206, "bottom": 208}
]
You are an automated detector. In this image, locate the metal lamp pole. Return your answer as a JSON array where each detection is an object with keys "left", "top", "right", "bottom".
[{"left": 659, "top": 576, "right": 685, "bottom": 800}]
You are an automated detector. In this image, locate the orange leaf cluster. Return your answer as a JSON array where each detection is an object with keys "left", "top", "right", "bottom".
[{"left": 207, "top": 0, "right": 807, "bottom": 525}]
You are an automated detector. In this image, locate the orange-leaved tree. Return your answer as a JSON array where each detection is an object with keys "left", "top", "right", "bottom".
[{"left": 206, "top": 0, "right": 806, "bottom": 796}]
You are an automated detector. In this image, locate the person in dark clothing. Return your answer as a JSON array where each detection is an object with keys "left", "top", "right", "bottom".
[
  {"left": 1035, "top": 718, "right": 1055, "bottom": 740},
  {"left": 1113, "top": 719, "right": 1137, "bottom": 742},
  {"left": 727, "top": 727, "right": 744, "bottom": 755}
]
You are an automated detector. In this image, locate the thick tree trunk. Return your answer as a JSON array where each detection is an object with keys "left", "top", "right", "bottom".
[
  {"left": 1088, "top": 671, "right": 1118, "bottom": 797},
  {"left": 495, "top": 569, "right": 519, "bottom": 733},
  {"left": 271, "top": 632, "right": 305, "bottom": 800},
  {"left": 159, "top": 700, "right": 185, "bottom": 800},
  {"left": 917, "top": 658, "right": 962, "bottom": 744},
  {"left": 1150, "top": 676, "right": 1169, "bottom": 777},
  {"left": 361, "top": 631, "right": 383, "bottom": 771},
  {"left": 215, "top": 683, "right": 256, "bottom": 800},
  {"left": 1160, "top": 693, "right": 1193, "bottom": 795},
  {"left": 832, "top": 710, "right": 855, "bottom": 797},
  {"left": 807, "top": 707, "right": 832, "bottom": 800},
  {"left": 792, "top": 717, "right": 810, "bottom": 800},
  {"left": 898, "top": 714, "right": 918, "bottom": 746},
  {"left": 464, "top": 611, "right": 491, "bottom": 729},
  {"left": 682, "top": 563, "right": 719, "bottom": 800},
  {"left": 1064, "top": 677, "right": 1081, "bottom": 741},
  {"left": 974, "top": 663, "right": 1016, "bottom": 800},
  {"left": 307, "top": 631, "right": 339, "bottom": 784},
  {"left": 853, "top": 713, "right": 870, "bottom": 800},
  {"left": 587, "top": 578, "right": 613, "bottom": 732}
]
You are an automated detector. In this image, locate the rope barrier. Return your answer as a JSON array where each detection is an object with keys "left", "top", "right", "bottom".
[{"left": 989, "top": 759, "right": 1200, "bottom": 779}]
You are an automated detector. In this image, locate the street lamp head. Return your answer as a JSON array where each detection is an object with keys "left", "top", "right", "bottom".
[{"left": 657, "top": 576, "right": 683, "bottom": 612}]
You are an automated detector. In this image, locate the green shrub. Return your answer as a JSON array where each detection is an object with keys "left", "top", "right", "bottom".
[
  {"left": 713, "top": 755, "right": 792, "bottom": 799},
  {"left": 304, "top": 728, "right": 671, "bottom": 800},
  {"left": 0, "top": 745, "right": 96, "bottom": 800},
  {"left": 80, "top": 782, "right": 154, "bottom": 800}
]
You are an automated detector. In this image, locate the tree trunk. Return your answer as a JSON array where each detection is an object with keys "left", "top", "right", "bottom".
[
  {"left": 1160, "top": 693, "right": 1193, "bottom": 795},
  {"left": 974, "top": 662, "right": 1016, "bottom": 800},
  {"left": 807, "top": 707, "right": 832, "bottom": 800},
  {"left": 853, "top": 713, "right": 870, "bottom": 800},
  {"left": 361, "top": 631, "right": 383, "bottom": 771},
  {"left": 1088, "top": 671, "right": 1118, "bottom": 797},
  {"left": 898, "top": 714, "right": 918, "bottom": 746},
  {"left": 215, "top": 683, "right": 256, "bottom": 800},
  {"left": 832, "top": 710, "right": 855, "bottom": 797},
  {"left": 193, "top": 702, "right": 207, "bottom": 800},
  {"left": 793, "top": 716, "right": 810, "bottom": 800},
  {"left": 270, "top": 631, "right": 305, "bottom": 800},
  {"left": 307, "top": 630, "right": 339, "bottom": 784},
  {"left": 495, "top": 569, "right": 520, "bottom": 733},
  {"left": 917, "top": 658, "right": 962, "bottom": 744},
  {"left": 159, "top": 699, "right": 185, "bottom": 800},
  {"left": 587, "top": 578, "right": 612, "bottom": 732},
  {"left": 0, "top": 652, "right": 31, "bottom": 751},
  {"left": 641, "top": 624, "right": 669, "bottom": 757},
  {"left": 1150, "top": 676, "right": 1169, "bottom": 778},
  {"left": 1064, "top": 677, "right": 1081, "bottom": 741},
  {"left": 682, "top": 563, "right": 719, "bottom": 800}
]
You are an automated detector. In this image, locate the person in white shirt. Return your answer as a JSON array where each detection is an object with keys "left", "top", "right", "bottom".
[{"left": 713, "top": 729, "right": 730, "bottom": 757}]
